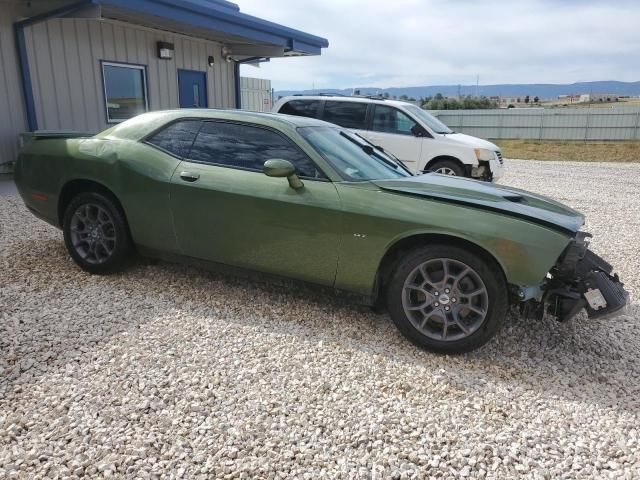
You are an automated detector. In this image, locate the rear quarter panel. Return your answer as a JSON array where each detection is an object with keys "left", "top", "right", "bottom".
[
  {"left": 15, "top": 137, "right": 181, "bottom": 253},
  {"left": 15, "top": 139, "right": 74, "bottom": 226}
]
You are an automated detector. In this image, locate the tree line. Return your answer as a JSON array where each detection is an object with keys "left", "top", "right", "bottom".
[
  {"left": 378, "top": 92, "right": 539, "bottom": 109},
  {"left": 421, "top": 94, "right": 499, "bottom": 110}
]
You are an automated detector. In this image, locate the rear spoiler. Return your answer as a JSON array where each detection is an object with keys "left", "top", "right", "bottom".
[{"left": 20, "top": 130, "right": 95, "bottom": 145}]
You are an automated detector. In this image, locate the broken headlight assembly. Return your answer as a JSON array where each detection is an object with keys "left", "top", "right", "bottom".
[{"left": 542, "top": 232, "right": 629, "bottom": 322}]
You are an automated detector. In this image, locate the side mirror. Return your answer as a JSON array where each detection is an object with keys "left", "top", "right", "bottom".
[
  {"left": 411, "top": 124, "right": 428, "bottom": 137},
  {"left": 263, "top": 159, "right": 304, "bottom": 189}
]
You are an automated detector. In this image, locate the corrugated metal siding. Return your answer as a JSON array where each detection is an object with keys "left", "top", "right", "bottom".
[
  {"left": 24, "top": 18, "right": 236, "bottom": 132},
  {"left": 240, "top": 76, "right": 272, "bottom": 112},
  {"left": 431, "top": 108, "right": 640, "bottom": 140},
  {"left": 0, "top": 2, "right": 28, "bottom": 172}
]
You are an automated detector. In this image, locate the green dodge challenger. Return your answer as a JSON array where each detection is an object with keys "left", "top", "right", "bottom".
[{"left": 15, "top": 110, "right": 628, "bottom": 353}]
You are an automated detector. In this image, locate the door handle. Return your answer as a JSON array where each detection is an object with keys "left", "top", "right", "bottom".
[{"left": 180, "top": 171, "right": 200, "bottom": 182}]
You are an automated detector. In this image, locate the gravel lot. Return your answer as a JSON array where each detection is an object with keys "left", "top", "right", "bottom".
[{"left": 1, "top": 159, "right": 639, "bottom": 479}]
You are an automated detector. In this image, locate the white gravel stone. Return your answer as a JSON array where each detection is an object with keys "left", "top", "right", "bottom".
[{"left": 1, "top": 159, "right": 639, "bottom": 479}]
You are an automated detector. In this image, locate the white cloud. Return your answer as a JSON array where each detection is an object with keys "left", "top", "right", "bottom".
[{"left": 238, "top": 0, "right": 640, "bottom": 90}]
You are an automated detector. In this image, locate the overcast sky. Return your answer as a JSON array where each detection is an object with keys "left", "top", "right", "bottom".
[{"left": 238, "top": 0, "right": 640, "bottom": 91}]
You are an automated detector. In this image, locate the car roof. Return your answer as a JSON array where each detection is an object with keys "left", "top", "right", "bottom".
[
  {"left": 276, "top": 95, "right": 414, "bottom": 108},
  {"left": 162, "top": 108, "right": 331, "bottom": 127},
  {"left": 101, "top": 108, "right": 333, "bottom": 140}
]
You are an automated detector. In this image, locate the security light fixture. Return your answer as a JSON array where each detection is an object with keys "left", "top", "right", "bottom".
[
  {"left": 157, "top": 41, "right": 174, "bottom": 60},
  {"left": 208, "top": 56, "right": 215, "bottom": 67},
  {"left": 221, "top": 45, "right": 233, "bottom": 63}
]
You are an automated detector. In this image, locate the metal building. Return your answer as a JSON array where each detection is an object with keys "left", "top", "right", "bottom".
[
  {"left": 240, "top": 76, "right": 272, "bottom": 112},
  {"left": 0, "top": 0, "right": 328, "bottom": 173}
]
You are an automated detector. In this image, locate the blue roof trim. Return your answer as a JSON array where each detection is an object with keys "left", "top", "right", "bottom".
[
  {"left": 14, "top": 1, "right": 94, "bottom": 131},
  {"left": 14, "top": 0, "right": 327, "bottom": 131},
  {"left": 94, "top": 0, "right": 328, "bottom": 55},
  {"left": 185, "top": 0, "right": 240, "bottom": 13},
  {"left": 14, "top": 26, "right": 37, "bottom": 131},
  {"left": 234, "top": 62, "right": 241, "bottom": 109}
]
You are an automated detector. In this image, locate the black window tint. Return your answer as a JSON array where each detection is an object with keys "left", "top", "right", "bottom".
[
  {"left": 372, "top": 105, "right": 417, "bottom": 135},
  {"left": 147, "top": 120, "right": 201, "bottom": 157},
  {"left": 189, "top": 122, "right": 325, "bottom": 179},
  {"left": 279, "top": 100, "right": 320, "bottom": 118},
  {"left": 322, "top": 101, "right": 368, "bottom": 129}
]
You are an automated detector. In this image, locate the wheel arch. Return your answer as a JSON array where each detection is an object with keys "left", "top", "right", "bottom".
[
  {"left": 423, "top": 155, "right": 468, "bottom": 174},
  {"left": 374, "top": 233, "right": 509, "bottom": 304},
  {"left": 58, "top": 179, "right": 129, "bottom": 230}
]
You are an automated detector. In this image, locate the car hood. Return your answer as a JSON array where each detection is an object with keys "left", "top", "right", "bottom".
[
  {"left": 441, "top": 132, "right": 499, "bottom": 151},
  {"left": 372, "top": 173, "right": 584, "bottom": 234}
]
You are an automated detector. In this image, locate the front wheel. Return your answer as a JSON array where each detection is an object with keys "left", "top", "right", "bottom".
[
  {"left": 63, "top": 192, "right": 132, "bottom": 274},
  {"left": 386, "top": 245, "right": 508, "bottom": 354},
  {"left": 428, "top": 159, "right": 464, "bottom": 176}
]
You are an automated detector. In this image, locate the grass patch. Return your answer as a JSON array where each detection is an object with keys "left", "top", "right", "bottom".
[{"left": 494, "top": 140, "right": 640, "bottom": 162}]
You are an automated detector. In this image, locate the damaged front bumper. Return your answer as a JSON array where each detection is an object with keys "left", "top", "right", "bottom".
[
  {"left": 527, "top": 232, "right": 629, "bottom": 322},
  {"left": 471, "top": 158, "right": 504, "bottom": 182}
]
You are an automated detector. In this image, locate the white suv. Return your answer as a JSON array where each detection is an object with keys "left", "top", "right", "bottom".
[{"left": 273, "top": 95, "right": 504, "bottom": 181}]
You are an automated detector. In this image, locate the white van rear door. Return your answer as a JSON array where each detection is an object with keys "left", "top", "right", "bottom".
[{"left": 358, "top": 105, "right": 423, "bottom": 173}]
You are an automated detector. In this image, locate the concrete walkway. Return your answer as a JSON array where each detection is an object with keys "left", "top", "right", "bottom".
[{"left": 0, "top": 175, "right": 17, "bottom": 196}]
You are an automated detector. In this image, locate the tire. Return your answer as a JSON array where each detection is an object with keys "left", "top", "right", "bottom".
[
  {"left": 386, "top": 244, "right": 508, "bottom": 354},
  {"left": 428, "top": 159, "right": 465, "bottom": 177},
  {"left": 62, "top": 191, "right": 132, "bottom": 274}
]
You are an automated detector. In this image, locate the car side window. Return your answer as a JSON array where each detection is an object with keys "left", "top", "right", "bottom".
[
  {"left": 322, "top": 101, "right": 368, "bottom": 129},
  {"left": 146, "top": 120, "right": 202, "bottom": 157},
  {"left": 371, "top": 105, "right": 418, "bottom": 136},
  {"left": 279, "top": 100, "right": 321, "bottom": 118},
  {"left": 188, "top": 121, "right": 326, "bottom": 179}
]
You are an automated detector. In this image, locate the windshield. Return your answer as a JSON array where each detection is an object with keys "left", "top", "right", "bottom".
[
  {"left": 404, "top": 105, "right": 453, "bottom": 134},
  {"left": 352, "top": 132, "right": 412, "bottom": 174},
  {"left": 298, "top": 126, "right": 412, "bottom": 182}
]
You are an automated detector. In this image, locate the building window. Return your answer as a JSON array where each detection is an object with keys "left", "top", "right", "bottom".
[{"left": 102, "top": 62, "right": 148, "bottom": 123}]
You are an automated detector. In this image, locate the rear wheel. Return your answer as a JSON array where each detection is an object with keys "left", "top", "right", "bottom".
[
  {"left": 386, "top": 245, "right": 508, "bottom": 354},
  {"left": 63, "top": 192, "right": 132, "bottom": 274},
  {"left": 428, "top": 159, "right": 464, "bottom": 176}
]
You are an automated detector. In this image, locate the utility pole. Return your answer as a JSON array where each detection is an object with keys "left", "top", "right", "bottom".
[{"left": 475, "top": 74, "right": 479, "bottom": 97}]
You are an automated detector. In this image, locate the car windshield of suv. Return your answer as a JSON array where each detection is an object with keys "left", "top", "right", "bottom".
[
  {"left": 298, "top": 126, "right": 412, "bottom": 182},
  {"left": 404, "top": 105, "right": 453, "bottom": 134}
]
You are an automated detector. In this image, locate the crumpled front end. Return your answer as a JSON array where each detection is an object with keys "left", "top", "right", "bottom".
[{"left": 541, "top": 232, "right": 629, "bottom": 322}]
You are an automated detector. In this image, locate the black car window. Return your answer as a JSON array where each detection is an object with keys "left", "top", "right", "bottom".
[
  {"left": 372, "top": 105, "right": 417, "bottom": 135},
  {"left": 188, "top": 121, "right": 326, "bottom": 179},
  {"left": 322, "top": 101, "right": 368, "bottom": 129},
  {"left": 146, "top": 120, "right": 201, "bottom": 157},
  {"left": 279, "top": 100, "right": 321, "bottom": 118}
]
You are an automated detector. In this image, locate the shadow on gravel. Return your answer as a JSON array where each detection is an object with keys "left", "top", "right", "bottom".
[{"left": 2, "top": 237, "right": 639, "bottom": 414}]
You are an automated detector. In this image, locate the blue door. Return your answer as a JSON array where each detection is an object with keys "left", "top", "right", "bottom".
[{"left": 178, "top": 70, "right": 208, "bottom": 108}]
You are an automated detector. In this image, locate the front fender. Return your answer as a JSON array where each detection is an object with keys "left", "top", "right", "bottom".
[
  {"left": 333, "top": 183, "right": 572, "bottom": 298},
  {"left": 424, "top": 144, "right": 479, "bottom": 168}
]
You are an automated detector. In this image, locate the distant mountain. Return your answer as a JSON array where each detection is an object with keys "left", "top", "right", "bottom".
[{"left": 275, "top": 81, "right": 640, "bottom": 100}]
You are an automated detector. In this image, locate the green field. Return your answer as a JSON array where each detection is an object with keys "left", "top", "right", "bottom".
[{"left": 495, "top": 140, "right": 640, "bottom": 163}]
